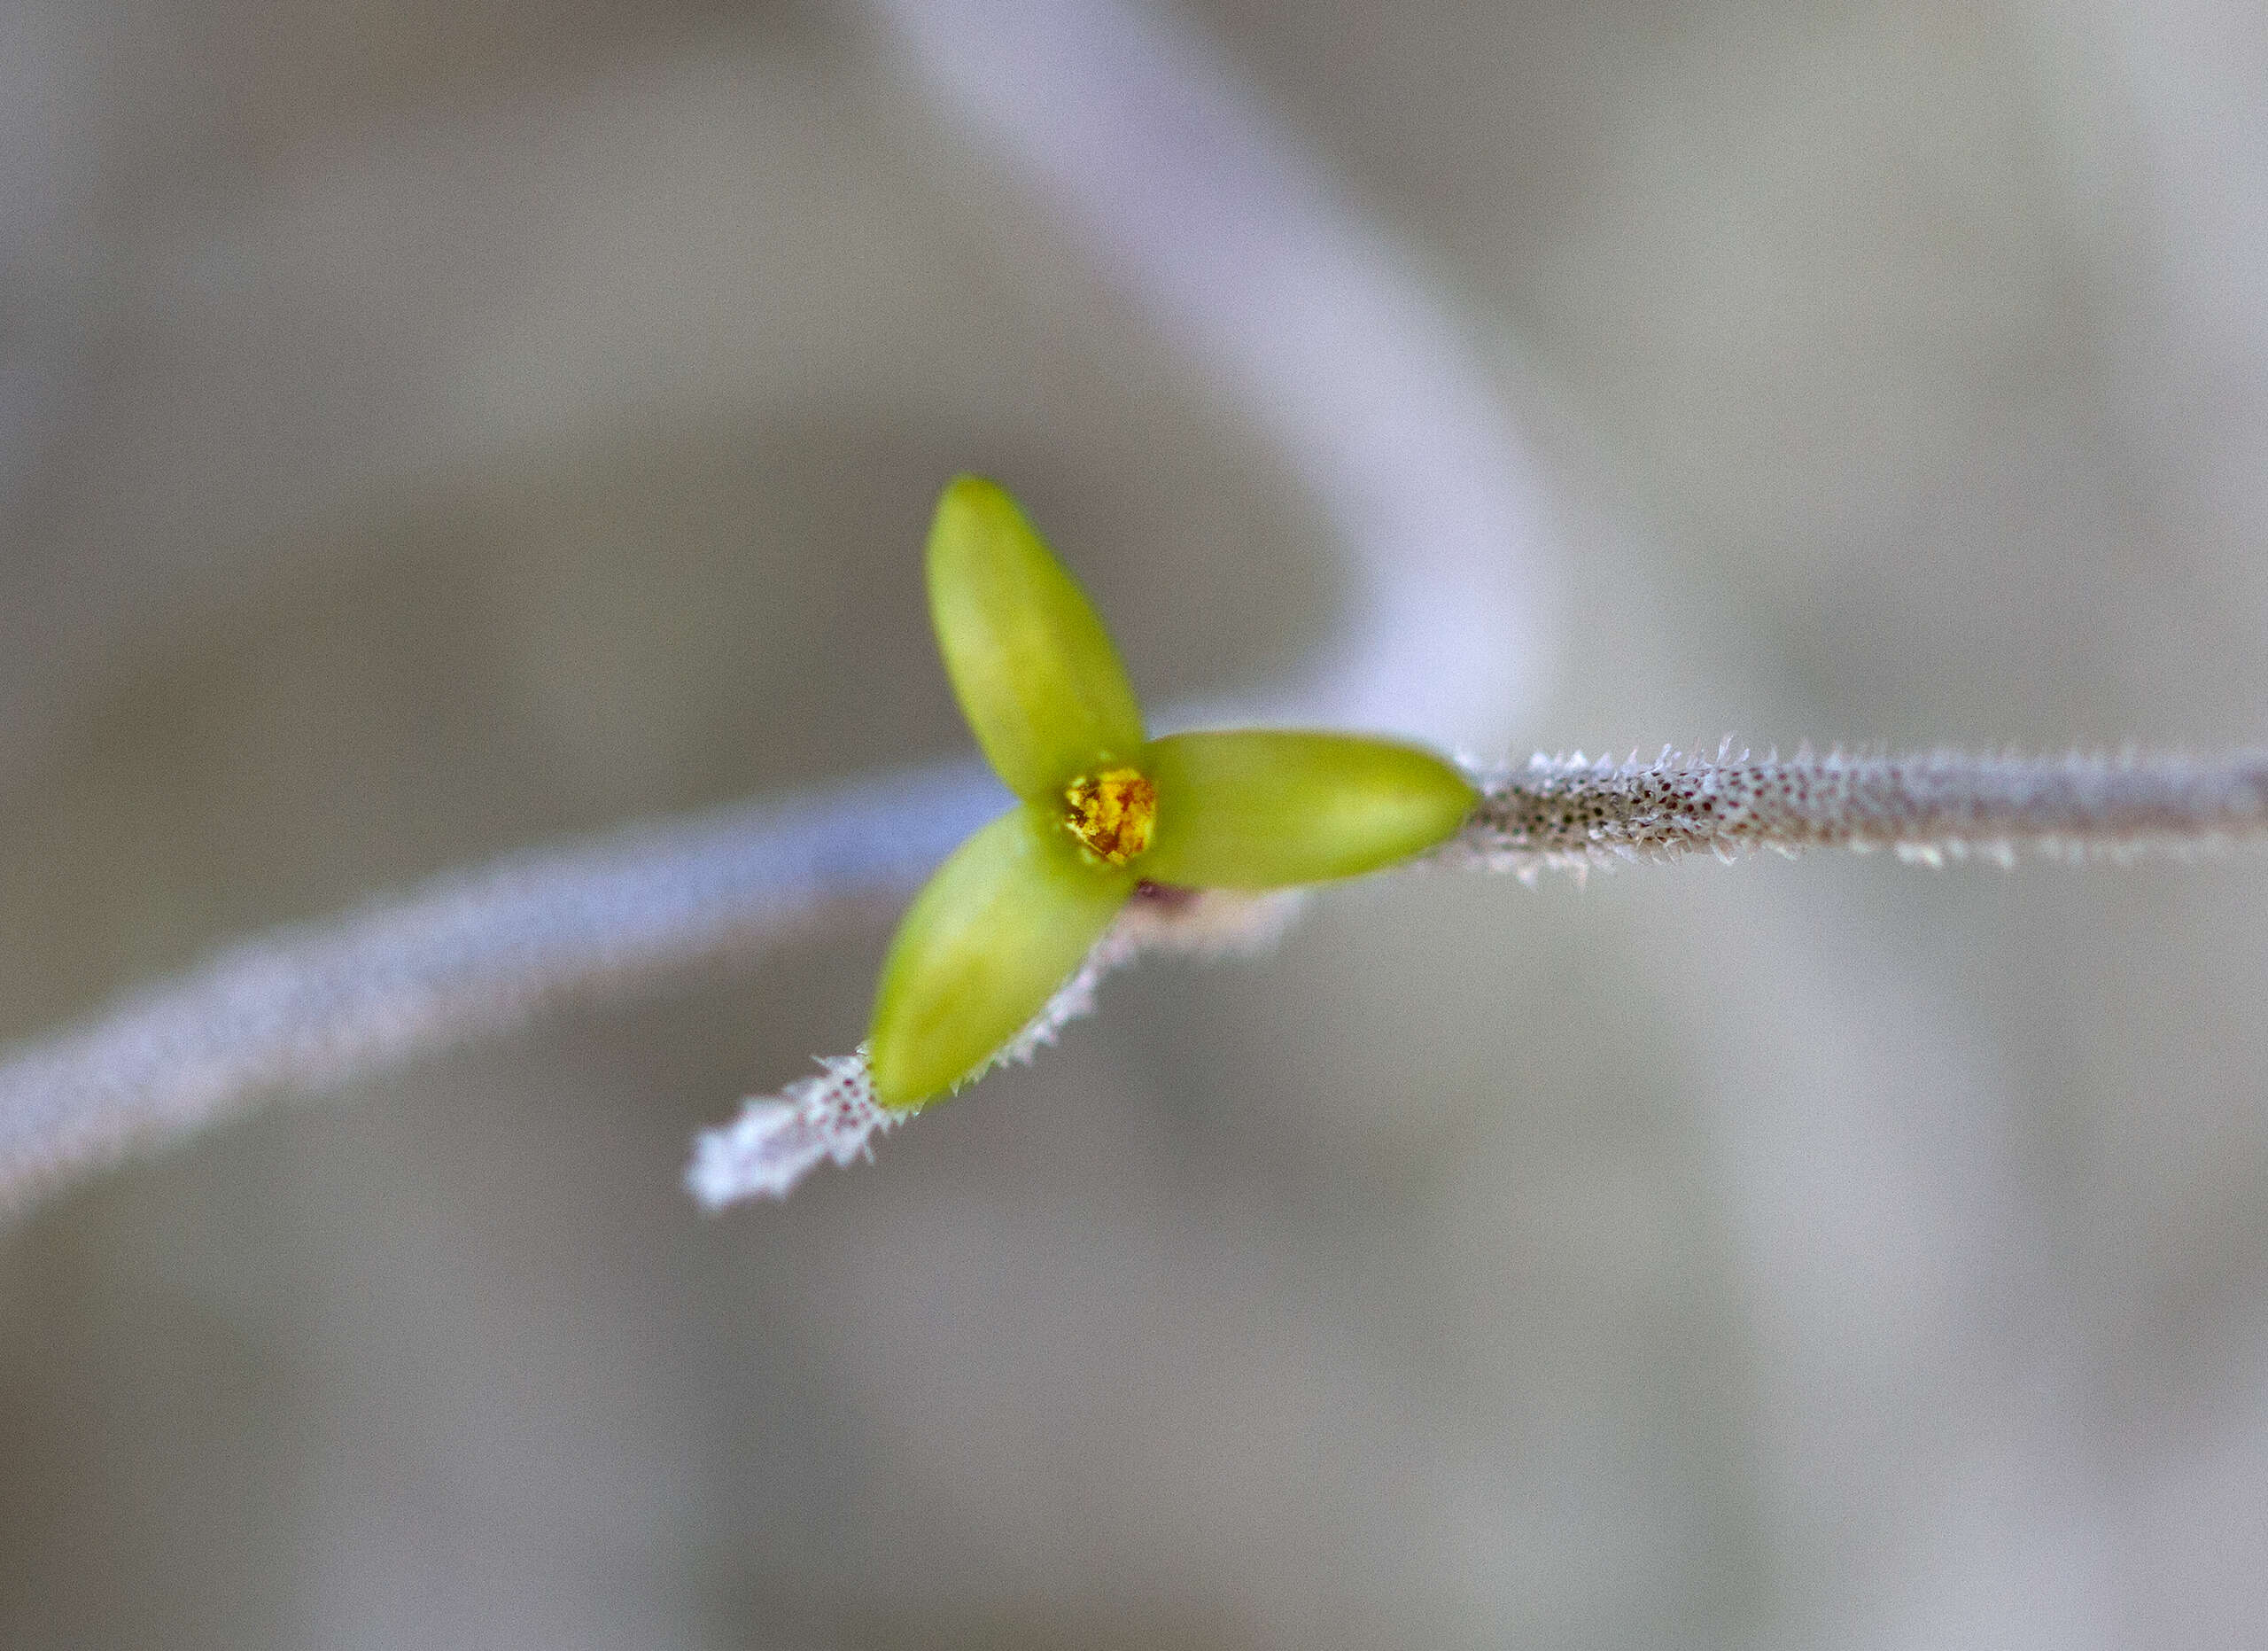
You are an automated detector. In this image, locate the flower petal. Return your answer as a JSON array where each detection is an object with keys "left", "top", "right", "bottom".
[
  {"left": 867, "top": 804, "right": 1137, "bottom": 1107},
  {"left": 927, "top": 476, "right": 1148, "bottom": 798},
  {"left": 1140, "top": 730, "right": 1480, "bottom": 888}
]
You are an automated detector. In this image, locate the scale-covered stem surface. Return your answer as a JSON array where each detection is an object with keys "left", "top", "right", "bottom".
[{"left": 1454, "top": 747, "right": 2268, "bottom": 876}]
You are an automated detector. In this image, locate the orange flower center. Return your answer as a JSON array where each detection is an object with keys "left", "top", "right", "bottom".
[{"left": 1064, "top": 767, "right": 1157, "bottom": 865}]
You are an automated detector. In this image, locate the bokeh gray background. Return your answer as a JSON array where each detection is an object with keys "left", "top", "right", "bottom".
[{"left": 4, "top": 0, "right": 2268, "bottom": 1645}]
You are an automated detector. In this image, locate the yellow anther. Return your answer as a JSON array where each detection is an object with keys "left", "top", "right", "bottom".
[{"left": 1064, "top": 767, "right": 1157, "bottom": 865}]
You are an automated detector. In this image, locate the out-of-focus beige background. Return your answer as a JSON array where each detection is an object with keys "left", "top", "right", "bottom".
[{"left": 4, "top": 1, "right": 2267, "bottom": 1645}]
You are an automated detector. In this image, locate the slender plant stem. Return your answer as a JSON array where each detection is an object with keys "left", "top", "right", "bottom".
[
  {"left": 0, "top": 762, "right": 1004, "bottom": 1219},
  {"left": 1453, "top": 747, "right": 2268, "bottom": 876}
]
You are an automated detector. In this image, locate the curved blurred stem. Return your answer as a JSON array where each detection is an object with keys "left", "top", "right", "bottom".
[
  {"left": 858, "top": 0, "right": 1560, "bottom": 748},
  {"left": 0, "top": 0, "right": 1564, "bottom": 1219},
  {"left": 6, "top": 0, "right": 2265, "bottom": 1232}
]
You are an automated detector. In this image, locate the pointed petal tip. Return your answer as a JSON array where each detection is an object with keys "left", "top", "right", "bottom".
[{"left": 929, "top": 472, "right": 1016, "bottom": 537}]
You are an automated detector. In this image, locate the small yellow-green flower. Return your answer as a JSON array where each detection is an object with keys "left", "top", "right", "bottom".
[{"left": 868, "top": 476, "right": 1480, "bottom": 1108}]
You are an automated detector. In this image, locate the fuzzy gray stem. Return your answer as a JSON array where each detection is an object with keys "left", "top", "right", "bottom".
[
  {"left": 0, "top": 759, "right": 1006, "bottom": 1220},
  {"left": 1454, "top": 747, "right": 2268, "bottom": 876}
]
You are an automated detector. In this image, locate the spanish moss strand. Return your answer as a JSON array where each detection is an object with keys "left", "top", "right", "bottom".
[{"left": 1454, "top": 748, "right": 2268, "bottom": 877}]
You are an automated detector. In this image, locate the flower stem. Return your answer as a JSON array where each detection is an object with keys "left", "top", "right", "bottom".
[{"left": 1453, "top": 747, "right": 2268, "bottom": 877}]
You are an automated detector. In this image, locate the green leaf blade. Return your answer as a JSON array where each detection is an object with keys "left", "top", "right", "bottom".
[
  {"left": 1141, "top": 730, "right": 1480, "bottom": 889},
  {"left": 927, "top": 476, "right": 1148, "bottom": 798},
  {"left": 867, "top": 804, "right": 1136, "bottom": 1108}
]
